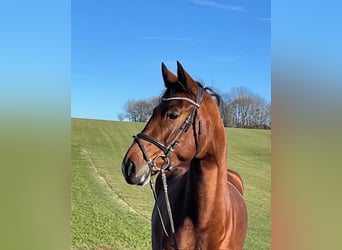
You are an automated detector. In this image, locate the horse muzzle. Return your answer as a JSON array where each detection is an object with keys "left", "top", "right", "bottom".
[{"left": 122, "top": 160, "right": 151, "bottom": 186}]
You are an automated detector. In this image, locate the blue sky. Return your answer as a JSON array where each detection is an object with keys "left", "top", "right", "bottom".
[{"left": 72, "top": 0, "right": 270, "bottom": 121}]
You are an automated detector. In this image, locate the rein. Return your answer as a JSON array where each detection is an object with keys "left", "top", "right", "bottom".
[{"left": 133, "top": 84, "right": 205, "bottom": 250}]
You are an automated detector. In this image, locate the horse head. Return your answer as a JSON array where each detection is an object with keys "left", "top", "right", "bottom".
[{"left": 122, "top": 61, "right": 223, "bottom": 185}]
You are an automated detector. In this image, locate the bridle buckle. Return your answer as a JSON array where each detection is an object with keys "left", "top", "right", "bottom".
[{"left": 151, "top": 154, "right": 170, "bottom": 173}]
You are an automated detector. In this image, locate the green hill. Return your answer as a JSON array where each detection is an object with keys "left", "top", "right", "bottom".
[{"left": 71, "top": 118, "right": 271, "bottom": 249}]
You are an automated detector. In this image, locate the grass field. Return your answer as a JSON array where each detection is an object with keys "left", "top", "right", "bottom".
[{"left": 71, "top": 118, "right": 271, "bottom": 249}]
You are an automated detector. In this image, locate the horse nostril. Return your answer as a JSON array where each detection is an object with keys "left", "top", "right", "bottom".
[{"left": 126, "top": 161, "right": 135, "bottom": 177}]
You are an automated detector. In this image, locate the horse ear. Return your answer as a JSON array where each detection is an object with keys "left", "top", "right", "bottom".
[
  {"left": 161, "top": 62, "right": 178, "bottom": 88},
  {"left": 177, "top": 61, "right": 195, "bottom": 91}
]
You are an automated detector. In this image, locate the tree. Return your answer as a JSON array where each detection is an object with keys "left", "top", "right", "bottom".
[
  {"left": 121, "top": 87, "right": 271, "bottom": 129},
  {"left": 221, "top": 87, "right": 271, "bottom": 129},
  {"left": 221, "top": 92, "right": 235, "bottom": 127},
  {"left": 117, "top": 112, "right": 125, "bottom": 121},
  {"left": 123, "top": 97, "right": 160, "bottom": 122}
]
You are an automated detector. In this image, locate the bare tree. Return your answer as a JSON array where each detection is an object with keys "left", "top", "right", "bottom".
[
  {"left": 123, "top": 99, "right": 138, "bottom": 122},
  {"left": 221, "top": 87, "right": 271, "bottom": 129},
  {"left": 121, "top": 87, "right": 271, "bottom": 129},
  {"left": 229, "top": 87, "right": 253, "bottom": 127},
  {"left": 117, "top": 112, "right": 125, "bottom": 121},
  {"left": 122, "top": 97, "right": 161, "bottom": 122},
  {"left": 221, "top": 92, "right": 235, "bottom": 127}
]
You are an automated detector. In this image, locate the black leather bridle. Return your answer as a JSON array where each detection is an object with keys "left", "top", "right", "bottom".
[
  {"left": 132, "top": 83, "right": 205, "bottom": 250},
  {"left": 133, "top": 83, "right": 204, "bottom": 174}
]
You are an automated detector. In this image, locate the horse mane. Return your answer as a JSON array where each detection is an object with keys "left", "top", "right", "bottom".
[
  {"left": 202, "top": 85, "right": 222, "bottom": 107},
  {"left": 196, "top": 82, "right": 223, "bottom": 119}
]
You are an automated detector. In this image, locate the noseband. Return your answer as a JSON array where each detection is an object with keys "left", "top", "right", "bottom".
[{"left": 132, "top": 83, "right": 204, "bottom": 250}]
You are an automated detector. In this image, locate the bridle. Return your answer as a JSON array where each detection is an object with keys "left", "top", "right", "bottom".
[
  {"left": 132, "top": 83, "right": 205, "bottom": 250},
  {"left": 133, "top": 84, "right": 204, "bottom": 174}
]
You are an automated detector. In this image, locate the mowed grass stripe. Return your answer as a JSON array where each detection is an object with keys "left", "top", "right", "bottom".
[
  {"left": 72, "top": 143, "right": 151, "bottom": 249},
  {"left": 72, "top": 118, "right": 270, "bottom": 249}
]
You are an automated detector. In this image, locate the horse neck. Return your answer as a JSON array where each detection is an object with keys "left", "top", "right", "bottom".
[{"left": 190, "top": 121, "right": 229, "bottom": 229}]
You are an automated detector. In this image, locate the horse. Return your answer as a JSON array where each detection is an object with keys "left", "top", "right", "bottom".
[{"left": 122, "top": 61, "right": 248, "bottom": 250}]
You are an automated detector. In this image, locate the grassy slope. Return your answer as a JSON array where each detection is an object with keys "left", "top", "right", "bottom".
[
  {"left": 71, "top": 118, "right": 270, "bottom": 249},
  {"left": 227, "top": 128, "right": 271, "bottom": 249}
]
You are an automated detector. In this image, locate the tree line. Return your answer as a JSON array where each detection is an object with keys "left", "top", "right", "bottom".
[{"left": 118, "top": 87, "right": 271, "bottom": 129}]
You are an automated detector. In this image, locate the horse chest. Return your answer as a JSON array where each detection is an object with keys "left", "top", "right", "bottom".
[
  {"left": 176, "top": 217, "right": 196, "bottom": 247},
  {"left": 176, "top": 217, "right": 224, "bottom": 250}
]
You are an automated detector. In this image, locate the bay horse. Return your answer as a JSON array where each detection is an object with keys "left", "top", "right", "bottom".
[{"left": 122, "top": 62, "right": 247, "bottom": 250}]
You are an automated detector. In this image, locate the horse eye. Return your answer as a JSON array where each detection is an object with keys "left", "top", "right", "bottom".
[{"left": 168, "top": 112, "right": 179, "bottom": 120}]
